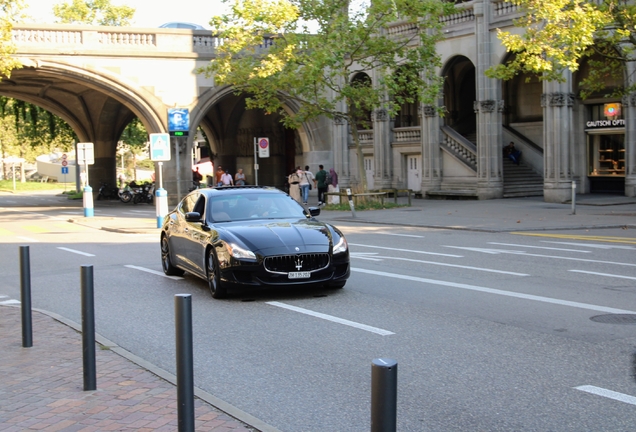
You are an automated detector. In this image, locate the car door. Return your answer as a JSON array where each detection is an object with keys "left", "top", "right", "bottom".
[
  {"left": 170, "top": 193, "right": 198, "bottom": 270},
  {"left": 183, "top": 194, "right": 210, "bottom": 276}
]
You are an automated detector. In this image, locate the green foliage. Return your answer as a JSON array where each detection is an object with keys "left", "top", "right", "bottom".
[
  {"left": 486, "top": 0, "right": 636, "bottom": 97},
  {"left": 201, "top": 0, "right": 454, "bottom": 190},
  {"left": 53, "top": 0, "right": 135, "bottom": 26},
  {"left": 0, "top": 0, "right": 25, "bottom": 78}
]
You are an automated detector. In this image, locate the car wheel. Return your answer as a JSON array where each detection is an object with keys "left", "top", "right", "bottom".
[
  {"left": 161, "top": 235, "right": 184, "bottom": 276},
  {"left": 328, "top": 281, "right": 346, "bottom": 289},
  {"left": 206, "top": 249, "right": 227, "bottom": 299}
]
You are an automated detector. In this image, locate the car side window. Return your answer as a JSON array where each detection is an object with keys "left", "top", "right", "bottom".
[
  {"left": 193, "top": 196, "right": 206, "bottom": 219},
  {"left": 179, "top": 193, "right": 198, "bottom": 215}
]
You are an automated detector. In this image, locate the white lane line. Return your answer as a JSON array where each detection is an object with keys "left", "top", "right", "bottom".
[
  {"left": 445, "top": 246, "right": 636, "bottom": 268},
  {"left": 57, "top": 247, "right": 95, "bottom": 257},
  {"left": 0, "top": 299, "right": 20, "bottom": 305},
  {"left": 124, "top": 265, "right": 184, "bottom": 281},
  {"left": 16, "top": 236, "right": 39, "bottom": 243},
  {"left": 349, "top": 243, "right": 462, "bottom": 258},
  {"left": 352, "top": 268, "right": 635, "bottom": 314},
  {"left": 542, "top": 241, "right": 636, "bottom": 251},
  {"left": 569, "top": 270, "right": 636, "bottom": 281},
  {"left": 575, "top": 386, "right": 636, "bottom": 406},
  {"left": 266, "top": 301, "right": 394, "bottom": 336},
  {"left": 488, "top": 242, "right": 591, "bottom": 253},
  {"left": 352, "top": 254, "right": 528, "bottom": 276},
  {"left": 374, "top": 232, "right": 424, "bottom": 238}
]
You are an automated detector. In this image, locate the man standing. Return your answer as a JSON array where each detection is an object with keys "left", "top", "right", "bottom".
[
  {"left": 315, "top": 164, "right": 328, "bottom": 205},
  {"left": 299, "top": 165, "right": 314, "bottom": 204}
]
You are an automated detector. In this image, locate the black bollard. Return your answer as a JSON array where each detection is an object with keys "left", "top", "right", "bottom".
[
  {"left": 19, "top": 246, "right": 32, "bottom": 348},
  {"left": 371, "top": 358, "right": 398, "bottom": 432},
  {"left": 81, "top": 265, "right": 96, "bottom": 391},
  {"left": 175, "top": 294, "right": 195, "bottom": 432}
]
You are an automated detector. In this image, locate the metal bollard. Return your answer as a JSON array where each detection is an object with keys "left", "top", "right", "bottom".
[
  {"left": 346, "top": 188, "right": 356, "bottom": 218},
  {"left": 83, "top": 185, "right": 94, "bottom": 217},
  {"left": 81, "top": 265, "right": 96, "bottom": 391},
  {"left": 371, "top": 358, "right": 398, "bottom": 432},
  {"left": 571, "top": 181, "right": 576, "bottom": 215},
  {"left": 175, "top": 294, "right": 195, "bottom": 432},
  {"left": 19, "top": 246, "right": 32, "bottom": 348}
]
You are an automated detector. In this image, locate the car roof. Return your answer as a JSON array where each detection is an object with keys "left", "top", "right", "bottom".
[{"left": 196, "top": 186, "right": 285, "bottom": 197}]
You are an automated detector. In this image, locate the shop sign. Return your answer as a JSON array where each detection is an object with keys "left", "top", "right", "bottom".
[{"left": 586, "top": 119, "right": 625, "bottom": 129}]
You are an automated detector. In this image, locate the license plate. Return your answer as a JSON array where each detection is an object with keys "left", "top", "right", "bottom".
[{"left": 288, "top": 271, "right": 310, "bottom": 279}]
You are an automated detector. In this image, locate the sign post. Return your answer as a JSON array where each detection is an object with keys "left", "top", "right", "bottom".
[
  {"left": 150, "top": 133, "right": 171, "bottom": 228},
  {"left": 254, "top": 137, "right": 269, "bottom": 186},
  {"left": 77, "top": 143, "right": 95, "bottom": 217}
]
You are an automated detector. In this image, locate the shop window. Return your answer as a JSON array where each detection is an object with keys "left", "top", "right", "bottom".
[{"left": 586, "top": 103, "right": 625, "bottom": 178}]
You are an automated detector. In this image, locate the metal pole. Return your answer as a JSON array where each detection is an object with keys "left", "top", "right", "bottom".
[
  {"left": 346, "top": 188, "right": 356, "bottom": 218},
  {"left": 156, "top": 162, "right": 168, "bottom": 228},
  {"left": 571, "top": 181, "right": 576, "bottom": 215},
  {"left": 175, "top": 294, "right": 195, "bottom": 432},
  {"left": 19, "top": 246, "right": 32, "bottom": 348},
  {"left": 176, "top": 137, "right": 182, "bottom": 202},
  {"left": 81, "top": 265, "right": 96, "bottom": 391},
  {"left": 253, "top": 137, "right": 259, "bottom": 186},
  {"left": 371, "top": 358, "right": 397, "bottom": 432}
]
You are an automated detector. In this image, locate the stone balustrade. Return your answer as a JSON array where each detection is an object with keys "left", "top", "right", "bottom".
[
  {"left": 393, "top": 126, "right": 421, "bottom": 143},
  {"left": 358, "top": 130, "right": 373, "bottom": 144},
  {"left": 441, "top": 128, "right": 477, "bottom": 167}
]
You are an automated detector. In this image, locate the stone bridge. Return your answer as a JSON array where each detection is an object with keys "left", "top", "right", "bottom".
[{"left": 6, "top": 24, "right": 332, "bottom": 202}]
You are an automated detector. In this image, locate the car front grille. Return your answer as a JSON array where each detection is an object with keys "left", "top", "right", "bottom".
[{"left": 264, "top": 253, "right": 330, "bottom": 273}]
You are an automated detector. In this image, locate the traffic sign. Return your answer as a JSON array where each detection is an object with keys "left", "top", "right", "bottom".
[
  {"left": 150, "top": 133, "right": 171, "bottom": 161},
  {"left": 61, "top": 166, "right": 69, "bottom": 174},
  {"left": 77, "top": 143, "right": 95, "bottom": 165},
  {"left": 61, "top": 160, "right": 68, "bottom": 167},
  {"left": 258, "top": 137, "right": 270, "bottom": 158}
]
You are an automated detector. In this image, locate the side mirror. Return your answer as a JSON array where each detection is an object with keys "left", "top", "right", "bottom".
[
  {"left": 185, "top": 211, "right": 202, "bottom": 222},
  {"left": 307, "top": 207, "right": 321, "bottom": 217}
]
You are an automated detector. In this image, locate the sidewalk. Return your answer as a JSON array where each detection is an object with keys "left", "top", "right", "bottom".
[{"left": 0, "top": 306, "right": 279, "bottom": 432}]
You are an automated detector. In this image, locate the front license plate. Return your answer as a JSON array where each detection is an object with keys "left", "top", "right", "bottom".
[{"left": 288, "top": 271, "right": 311, "bottom": 279}]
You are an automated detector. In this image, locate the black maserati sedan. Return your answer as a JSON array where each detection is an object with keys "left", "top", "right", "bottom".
[{"left": 160, "top": 186, "right": 350, "bottom": 298}]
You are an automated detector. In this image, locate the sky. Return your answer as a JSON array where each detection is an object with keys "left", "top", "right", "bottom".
[{"left": 22, "top": 0, "right": 227, "bottom": 28}]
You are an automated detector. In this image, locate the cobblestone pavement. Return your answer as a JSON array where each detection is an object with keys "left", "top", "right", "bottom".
[{"left": 0, "top": 306, "right": 259, "bottom": 432}]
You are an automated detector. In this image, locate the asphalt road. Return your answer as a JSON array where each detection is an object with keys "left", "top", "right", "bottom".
[{"left": 1, "top": 192, "right": 636, "bottom": 431}]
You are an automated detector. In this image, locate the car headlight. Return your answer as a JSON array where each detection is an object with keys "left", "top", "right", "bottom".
[
  {"left": 333, "top": 235, "right": 348, "bottom": 254},
  {"left": 225, "top": 242, "right": 256, "bottom": 260}
]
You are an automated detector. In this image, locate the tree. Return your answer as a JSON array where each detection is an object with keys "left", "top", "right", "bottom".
[
  {"left": 486, "top": 0, "right": 635, "bottom": 98},
  {"left": 0, "top": 0, "right": 25, "bottom": 78},
  {"left": 201, "top": 0, "right": 454, "bottom": 191},
  {"left": 53, "top": 0, "right": 135, "bottom": 26}
]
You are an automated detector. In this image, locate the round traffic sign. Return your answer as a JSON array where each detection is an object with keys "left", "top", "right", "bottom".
[
  {"left": 259, "top": 138, "right": 269, "bottom": 148},
  {"left": 61, "top": 160, "right": 68, "bottom": 167},
  {"left": 61, "top": 153, "right": 68, "bottom": 160}
]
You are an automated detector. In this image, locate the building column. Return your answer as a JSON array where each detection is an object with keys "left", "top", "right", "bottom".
[
  {"left": 420, "top": 104, "right": 442, "bottom": 193},
  {"left": 542, "top": 79, "right": 575, "bottom": 202},
  {"left": 474, "top": 1, "right": 503, "bottom": 199},
  {"left": 623, "top": 67, "right": 636, "bottom": 196},
  {"left": 372, "top": 108, "right": 393, "bottom": 189},
  {"left": 333, "top": 115, "right": 350, "bottom": 187}
]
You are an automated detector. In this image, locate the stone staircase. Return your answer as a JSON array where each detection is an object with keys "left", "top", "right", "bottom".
[{"left": 503, "top": 158, "right": 544, "bottom": 198}]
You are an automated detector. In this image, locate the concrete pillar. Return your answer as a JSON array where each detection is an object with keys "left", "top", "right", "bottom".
[
  {"left": 372, "top": 107, "right": 393, "bottom": 189},
  {"left": 420, "top": 104, "right": 442, "bottom": 193},
  {"left": 474, "top": 1, "right": 503, "bottom": 199},
  {"left": 622, "top": 64, "right": 636, "bottom": 197},
  {"left": 542, "top": 78, "right": 575, "bottom": 202}
]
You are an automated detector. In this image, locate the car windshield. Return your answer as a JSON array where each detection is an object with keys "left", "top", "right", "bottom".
[{"left": 208, "top": 193, "right": 307, "bottom": 222}]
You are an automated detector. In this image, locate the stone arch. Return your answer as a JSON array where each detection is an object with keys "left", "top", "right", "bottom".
[{"left": 441, "top": 55, "right": 475, "bottom": 136}]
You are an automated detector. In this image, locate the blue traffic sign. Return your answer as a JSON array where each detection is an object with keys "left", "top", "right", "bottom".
[
  {"left": 150, "top": 133, "right": 171, "bottom": 161},
  {"left": 61, "top": 166, "right": 69, "bottom": 174}
]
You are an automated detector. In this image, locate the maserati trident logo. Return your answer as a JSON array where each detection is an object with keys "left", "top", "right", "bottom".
[{"left": 295, "top": 256, "right": 303, "bottom": 271}]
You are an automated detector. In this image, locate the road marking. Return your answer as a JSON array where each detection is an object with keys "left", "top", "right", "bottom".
[
  {"left": 0, "top": 228, "right": 13, "bottom": 236},
  {"left": 350, "top": 252, "right": 384, "bottom": 262},
  {"left": 542, "top": 241, "right": 636, "bottom": 251},
  {"left": 16, "top": 236, "right": 39, "bottom": 242},
  {"left": 374, "top": 232, "right": 424, "bottom": 238},
  {"left": 266, "top": 301, "right": 395, "bottom": 336},
  {"left": 57, "top": 247, "right": 95, "bottom": 257},
  {"left": 0, "top": 299, "right": 20, "bottom": 305},
  {"left": 444, "top": 246, "right": 636, "bottom": 268},
  {"left": 124, "top": 265, "right": 184, "bottom": 280},
  {"left": 352, "top": 268, "right": 635, "bottom": 314},
  {"left": 488, "top": 242, "right": 591, "bottom": 253},
  {"left": 575, "top": 385, "right": 636, "bottom": 406},
  {"left": 512, "top": 232, "right": 636, "bottom": 245},
  {"left": 569, "top": 270, "right": 636, "bottom": 281},
  {"left": 23, "top": 225, "right": 48, "bottom": 233},
  {"left": 352, "top": 254, "right": 528, "bottom": 276},
  {"left": 349, "top": 243, "right": 462, "bottom": 258}
]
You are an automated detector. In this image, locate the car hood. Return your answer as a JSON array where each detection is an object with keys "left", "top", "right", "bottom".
[{"left": 220, "top": 219, "right": 332, "bottom": 254}]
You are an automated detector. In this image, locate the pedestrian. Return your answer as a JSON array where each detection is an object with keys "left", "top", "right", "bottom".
[
  {"left": 234, "top": 168, "right": 246, "bottom": 186},
  {"left": 221, "top": 169, "right": 234, "bottom": 186},
  {"left": 503, "top": 142, "right": 522, "bottom": 165},
  {"left": 192, "top": 166, "right": 203, "bottom": 187},
  {"left": 288, "top": 166, "right": 302, "bottom": 203},
  {"left": 315, "top": 164, "right": 328, "bottom": 206},
  {"left": 299, "top": 165, "right": 313, "bottom": 205},
  {"left": 215, "top": 166, "right": 225, "bottom": 186},
  {"left": 327, "top": 168, "right": 340, "bottom": 204}
]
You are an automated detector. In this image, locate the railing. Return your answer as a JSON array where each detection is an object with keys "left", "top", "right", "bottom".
[
  {"left": 358, "top": 130, "right": 374, "bottom": 144},
  {"left": 492, "top": 1, "right": 520, "bottom": 17},
  {"left": 440, "top": 125, "right": 477, "bottom": 170},
  {"left": 440, "top": 5, "right": 475, "bottom": 27},
  {"left": 393, "top": 126, "right": 421, "bottom": 143},
  {"left": 387, "top": 20, "right": 418, "bottom": 37}
]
